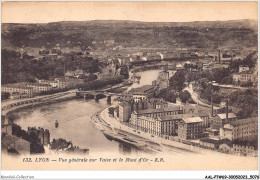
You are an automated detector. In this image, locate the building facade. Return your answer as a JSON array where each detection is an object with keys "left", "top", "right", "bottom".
[
  {"left": 219, "top": 117, "right": 258, "bottom": 141},
  {"left": 2, "top": 84, "right": 33, "bottom": 98},
  {"left": 157, "top": 115, "right": 185, "bottom": 136},
  {"left": 233, "top": 71, "right": 254, "bottom": 84},
  {"left": 28, "top": 127, "right": 50, "bottom": 145},
  {"left": 212, "top": 113, "right": 237, "bottom": 130},
  {"left": 131, "top": 107, "right": 183, "bottom": 119},
  {"left": 27, "top": 83, "right": 52, "bottom": 93},
  {"left": 132, "top": 93, "right": 148, "bottom": 103},
  {"left": 178, "top": 117, "right": 203, "bottom": 140},
  {"left": 239, "top": 66, "right": 250, "bottom": 73},
  {"left": 119, "top": 102, "right": 132, "bottom": 122}
]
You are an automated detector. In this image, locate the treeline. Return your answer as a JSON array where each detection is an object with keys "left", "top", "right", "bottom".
[
  {"left": 1, "top": 49, "right": 100, "bottom": 84},
  {"left": 78, "top": 75, "right": 124, "bottom": 91},
  {"left": 229, "top": 89, "right": 258, "bottom": 119},
  {"left": 38, "top": 88, "right": 69, "bottom": 96}
]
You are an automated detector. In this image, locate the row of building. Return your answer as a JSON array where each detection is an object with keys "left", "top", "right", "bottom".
[
  {"left": 1, "top": 78, "right": 68, "bottom": 99},
  {"left": 116, "top": 92, "right": 257, "bottom": 155},
  {"left": 118, "top": 97, "right": 210, "bottom": 140}
]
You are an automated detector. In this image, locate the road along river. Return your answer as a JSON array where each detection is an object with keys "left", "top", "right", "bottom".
[{"left": 11, "top": 70, "right": 162, "bottom": 155}]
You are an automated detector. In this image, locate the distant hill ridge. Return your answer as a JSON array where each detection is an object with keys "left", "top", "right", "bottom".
[{"left": 2, "top": 19, "right": 257, "bottom": 29}]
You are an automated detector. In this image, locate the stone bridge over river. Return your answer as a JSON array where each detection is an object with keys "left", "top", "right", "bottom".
[
  {"left": 1, "top": 89, "right": 123, "bottom": 118},
  {"left": 76, "top": 90, "right": 121, "bottom": 102}
]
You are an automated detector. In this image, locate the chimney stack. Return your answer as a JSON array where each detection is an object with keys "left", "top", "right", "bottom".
[
  {"left": 218, "top": 50, "right": 221, "bottom": 64},
  {"left": 226, "top": 99, "right": 229, "bottom": 123},
  {"left": 211, "top": 95, "right": 214, "bottom": 117}
]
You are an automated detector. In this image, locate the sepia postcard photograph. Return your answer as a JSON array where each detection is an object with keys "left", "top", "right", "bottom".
[{"left": 0, "top": 0, "right": 259, "bottom": 176}]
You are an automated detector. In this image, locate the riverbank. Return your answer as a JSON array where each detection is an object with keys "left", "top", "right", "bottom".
[
  {"left": 4, "top": 93, "right": 77, "bottom": 119},
  {"left": 93, "top": 107, "right": 217, "bottom": 155},
  {"left": 94, "top": 107, "right": 257, "bottom": 157}
]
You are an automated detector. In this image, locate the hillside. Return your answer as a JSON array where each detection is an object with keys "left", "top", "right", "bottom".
[{"left": 2, "top": 19, "right": 258, "bottom": 50}]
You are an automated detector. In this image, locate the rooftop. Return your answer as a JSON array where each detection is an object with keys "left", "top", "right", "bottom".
[
  {"left": 27, "top": 83, "right": 52, "bottom": 87},
  {"left": 230, "top": 117, "right": 258, "bottom": 126},
  {"left": 2, "top": 83, "right": 33, "bottom": 90},
  {"left": 200, "top": 137, "right": 231, "bottom": 145},
  {"left": 136, "top": 106, "right": 182, "bottom": 114},
  {"left": 233, "top": 70, "right": 254, "bottom": 75},
  {"left": 182, "top": 117, "right": 203, "bottom": 123},
  {"left": 217, "top": 113, "right": 237, "bottom": 120},
  {"left": 128, "top": 85, "right": 154, "bottom": 94},
  {"left": 157, "top": 114, "right": 190, "bottom": 121}
]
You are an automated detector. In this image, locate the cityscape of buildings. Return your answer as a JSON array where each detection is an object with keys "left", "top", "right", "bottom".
[{"left": 1, "top": 19, "right": 258, "bottom": 158}]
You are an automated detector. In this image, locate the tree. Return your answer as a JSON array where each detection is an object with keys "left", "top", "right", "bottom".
[
  {"left": 212, "top": 68, "right": 231, "bottom": 83},
  {"left": 186, "top": 71, "right": 200, "bottom": 83},
  {"left": 120, "top": 65, "right": 129, "bottom": 79},
  {"left": 241, "top": 81, "right": 253, "bottom": 87},
  {"left": 1, "top": 92, "right": 10, "bottom": 100},
  {"left": 169, "top": 70, "right": 185, "bottom": 91},
  {"left": 229, "top": 89, "right": 257, "bottom": 119},
  {"left": 54, "top": 67, "right": 64, "bottom": 77},
  {"left": 179, "top": 90, "right": 191, "bottom": 103},
  {"left": 156, "top": 88, "right": 177, "bottom": 103},
  {"left": 84, "top": 73, "right": 98, "bottom": 82},
  {"left": 108, "top": 107, "right": 114, "bottom": 117},
  {"left": 220, "top": 75, "right": 233, "bottom": 85}
]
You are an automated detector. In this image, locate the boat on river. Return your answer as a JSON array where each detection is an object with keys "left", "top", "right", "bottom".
[{"left": 55, "top": 120, "right": 59, "bottom": 128}]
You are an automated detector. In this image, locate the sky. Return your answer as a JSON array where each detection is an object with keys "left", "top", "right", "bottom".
[{"left": 1, "top": 1, "right": 258, "bottom": 23}]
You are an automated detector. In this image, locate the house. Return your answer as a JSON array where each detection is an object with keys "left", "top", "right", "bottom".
[
  {"left": 212, "top": 63, "right": 229, "bottom": 69},
  {"left": 232, "top": 71, "right": 254, "bottom": 85},
  {"left": 55, "top": 78, "right": 67, "bottom": 89},
  {"left": 132, "top": 92, "right": 148, "bottom": 103},
  {"left": 239, "top": 66, "right": 250, "bottom": 73},
  {"left": 128, "top": 85, "right": 154, "bottom": 102},
  {"left": 155, "top": 101, "right": 168, "bottom": 109},
  {"left": 202, "top": 63, "right": 212, "bottom": 71},
  {"left": 65, "top": 69, "right": 84, "bottom": 79},
  {"left": 212, "top": 113, "right": 237, "bottom": 130}
]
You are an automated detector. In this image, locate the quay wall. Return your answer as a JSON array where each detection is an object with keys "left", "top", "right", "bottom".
[{"left": 3, "top": 94, "right": 77, "bottom": 119}]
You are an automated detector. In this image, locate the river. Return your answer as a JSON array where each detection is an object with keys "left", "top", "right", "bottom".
[{"left": 13, "top": 70, "right": 162, "bottom": 155}]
